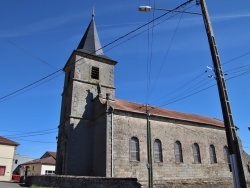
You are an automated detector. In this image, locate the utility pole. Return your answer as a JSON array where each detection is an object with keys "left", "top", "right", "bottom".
[
  {"left": 146, "top": 105, "right": 153, "bottom": 188},
  {"left": 199, "top": 0, "right": 247, "bottom": 187}
]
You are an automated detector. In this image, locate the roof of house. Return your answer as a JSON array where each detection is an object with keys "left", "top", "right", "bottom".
[
  {"left": 23, "top": 156, "right": 56, "bottom": 165},
  {"left": 110, "top": 99, "right": 224, "bottom": 128},
  {"left": 0, "top": 136, "right": 19, "bottom": 146},
  {"left": 23, "top": 151, "right": 57, "bottom": 166},
  {"left": 40, "top": 151, "right": 57, "bottom": 159}
]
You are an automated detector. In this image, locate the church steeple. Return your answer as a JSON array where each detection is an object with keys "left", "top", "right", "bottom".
[{"left": 77, "top": 11, "right": 104, "bottom": 56}]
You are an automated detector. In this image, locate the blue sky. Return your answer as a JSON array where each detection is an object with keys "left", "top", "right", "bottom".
[{"left": 0, "top": 0, "right": 250, "bottom": 159}]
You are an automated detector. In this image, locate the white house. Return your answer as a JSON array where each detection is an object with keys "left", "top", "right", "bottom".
[
  {"left": 22, "top": 151, "right": 56, "bottom": 176},
  {"left": 0, "top": 136, "right": 19, "bottom": 181}
]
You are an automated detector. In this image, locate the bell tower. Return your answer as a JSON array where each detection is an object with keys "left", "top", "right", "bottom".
[{"left": 56, "top": 13, "right": 117, "bottom": 175}]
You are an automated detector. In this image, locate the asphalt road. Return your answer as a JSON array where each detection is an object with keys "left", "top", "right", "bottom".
[{"left": 0, "top": 181, "right": 29, "bottom": 188}]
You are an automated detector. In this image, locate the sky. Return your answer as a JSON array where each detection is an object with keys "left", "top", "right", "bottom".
[{"left": 0, "top": 0, "right": 250, "bottom": 159}]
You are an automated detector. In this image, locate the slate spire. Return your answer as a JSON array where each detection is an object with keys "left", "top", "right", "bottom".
[{"left": 77, "top": 10, "right": 104, "bottom": 55}]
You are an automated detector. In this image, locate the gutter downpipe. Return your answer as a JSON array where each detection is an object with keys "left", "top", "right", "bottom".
[{"left": 111, "top": 109, "right": 114, "bottom": 177}]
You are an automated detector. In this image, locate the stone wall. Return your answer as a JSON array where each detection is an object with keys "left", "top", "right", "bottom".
[
  {"left": 25, "top": 175, "right": 141, "bottom": 188},
  {"left": 109, "top": 111, "right": 233, "bottom": 185}
]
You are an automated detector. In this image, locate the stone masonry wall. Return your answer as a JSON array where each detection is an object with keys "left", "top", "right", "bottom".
[
  {"left": 25, "top": 175, "right": 141, "bottom": 188},
  {"left": 110, "top": 111, "right": 233, "bottom": 186}
]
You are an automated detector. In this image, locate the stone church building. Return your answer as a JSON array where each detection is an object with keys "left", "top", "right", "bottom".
[{"left": 56, "top": 14, "right": 249, "bottom": 186}]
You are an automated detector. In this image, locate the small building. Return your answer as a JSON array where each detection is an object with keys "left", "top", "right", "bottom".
[
  {"left": 0, "top": 136, "right": 19, "bottom": 181},
  {"left": 23, "top": 151, "right": 56, "bottom": 176},
  {"left": 12, "top": 154, "right": 34, "bottom": 175}
]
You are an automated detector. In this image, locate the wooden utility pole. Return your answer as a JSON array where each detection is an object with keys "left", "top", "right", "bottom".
[{"left": 199, "top": 0, "right": 247, "bottom": 187}]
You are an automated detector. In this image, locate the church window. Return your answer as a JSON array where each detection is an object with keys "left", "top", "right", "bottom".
[
  {"left": 130, "top": 137, "right": 140, "bottom": 161},
  {"left": 154, "top": 139, "right": 163, "bottom": 162},
  {"left": 223, "top": 146, "right": 230, "bottom": 163},
  {"left": 91, "top": 66, "right": 99, "bottom": 80},
  {"left": 174, "top": 141, "right": 183, "bottom": 163},
  {"left": 193, "top": 143, "right": 201, "bottom": 163},
  {"left": 209, "top": 145, "right": 217, "bottom": 163}
]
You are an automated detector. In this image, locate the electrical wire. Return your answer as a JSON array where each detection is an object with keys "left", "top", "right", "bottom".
[
  {"left": 146, "top": 0, "right": 156, "bottom": 104},
  {"left": 5, "top": 131, "right": 58, "bottom": 139},
  {"left": 154, "top": 71, "right": 207, "bottom": 105},
  {"left": 156, "top": 64, "right": 250, "bottom": 107},
  {"left": 1, "top": 128, "right": 57, "bottom": 137},
  {"left": 148, "top": 11, "right": 185, "bottom": 103},
  {"left": 222, "top": 51, "right": 250, "bottom": 65},
  {"left": 0, "top": 2, "right": 195, "bottom": 103},
  {"left": 2, "top": 38, "right": 58, "bottom": 70},
  {"left": 14, "top": 138, "right": 56, "bottom": 144}
]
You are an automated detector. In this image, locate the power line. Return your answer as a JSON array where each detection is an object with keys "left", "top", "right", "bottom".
[
  {"left": 0, "top": 5, "right": 190, "bottom": 103},
  {"left": 0, "top": 72, "right": 63, "bottom": 103},
  {"left": 153, "top": 70, "right": 207, "bottom": 105},
  {"left": 148, "top": 5, "right": 197, "bottom": 103},
  {"left": 156, "top": 66, "right": 250, "bottom": 107},
  {"left": 1, "top": 128, "right": 57, "bottom": 137},
  {"left": 2, "top": 38, "right": 58, "bottom": 70},
  {"left": 5, "top": 131, "right": 57, "bottom": 139},
  {"left": 222, "top": 51, "right": 250, "bottom": 65},
  {"left": 14, "top": 138, "right": 56, "bottom": 144},
  {"left": 0, "top": 69, "right": 63, "bottom": 101}
]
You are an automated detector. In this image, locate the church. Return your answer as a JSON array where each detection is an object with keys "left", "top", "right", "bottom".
[{"left": 55, "top": 14, "right": 249, "bottom": 187}]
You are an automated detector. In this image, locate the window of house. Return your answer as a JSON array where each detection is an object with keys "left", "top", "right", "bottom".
[
  {"left": 193, "top": 143, "right": 201, "bottom": 163},
  {"left": 0, "top": 166, "right": 6, "bottom": 176},
  {"left": 91, "top": 66, "right": 99, "bottom": 80},
  {"left": 130, "top": 137, "right": 140, "bottom": 161},
  {"left": 15, "top": 159, "right": 18, "bottom": 164},
  {"left": 174, "top": 141, "right": 183, "bottom": 163},
  {"left": 223, "top": 146, "right": 230, "bottom": 163},
  {"left": 45, "top": 170, "right": 55, "bottom": 175},
  {"left": 154, "top": 139, "right": 163, "bottom": 162},
  {"left": 247, "top": 165, "right": 250, "bottom": 173},
  {"left": 209, "top": 145, "right": 217, "bottom": 163}
]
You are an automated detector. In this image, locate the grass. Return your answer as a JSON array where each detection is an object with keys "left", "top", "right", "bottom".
[{"left": 30, "top": 185, "right": 57, "bottom": 188}]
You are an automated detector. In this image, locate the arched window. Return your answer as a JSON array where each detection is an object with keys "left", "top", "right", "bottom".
[
  {"left": 223, "top": 146, "right": 230, "bottom": 163},
  {"left": 130, "top": 137, "right": 140, "bottom": 161},
  {"left": 154, "top": 139, "right": 163, "bottom": 162},
  {"left": 193, "top": 143, "right": 201, "bottom": 163},
  {"left": 174, "top": 141, "right": 183, "bottom": 163},
  {"left": 209, "top": 145, "right": 217, "bottom": 163}
]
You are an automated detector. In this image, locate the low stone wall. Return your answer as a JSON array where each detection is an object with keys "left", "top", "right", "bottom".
[{"left": 25, "top": 175, "right": 141, "bottom": 188}]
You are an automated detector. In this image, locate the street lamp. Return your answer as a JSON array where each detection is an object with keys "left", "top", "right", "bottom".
[
  {"left": 139, "top": 1, "right": 247, "bottom": 188},
  {"left": 139, "top": 5, "right": 201, "bottom": 15},
  {"left": 248, "top": 126, "right": 250, "bottom": 131}
]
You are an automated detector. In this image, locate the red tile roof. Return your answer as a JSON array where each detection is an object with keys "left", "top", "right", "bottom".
[
  {"left": 110, "top": 99, "right": 224, "bottom": 127},
  {"left": 0, "top": 136, "right": 19, "bottom": 146}
]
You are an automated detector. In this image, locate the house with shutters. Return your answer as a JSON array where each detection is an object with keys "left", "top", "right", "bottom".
[
  {"left": 55, "top": 13, "right": 249, "bottom": 187},
  {"left": 0, "top": 136, "right": 19, "bottom": 181}
]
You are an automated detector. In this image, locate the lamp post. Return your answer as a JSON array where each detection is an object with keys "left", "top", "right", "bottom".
[{"left": 139, "top": 0, "right": 247, "bottom": 187}]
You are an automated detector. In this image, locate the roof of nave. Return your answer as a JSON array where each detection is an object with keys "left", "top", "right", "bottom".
[
  {"left": 110, "top": 99, "right": 224, "bottom": 128},
  {"left": 0, "top": 136, "right": 19, "bottom": 146}
]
